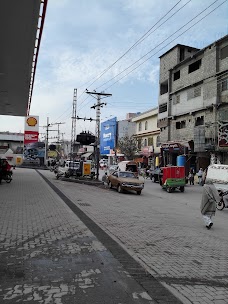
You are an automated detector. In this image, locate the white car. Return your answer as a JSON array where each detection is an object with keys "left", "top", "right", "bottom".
[{"left": 56, "top": 161, "right": 80, "bottom": 178}]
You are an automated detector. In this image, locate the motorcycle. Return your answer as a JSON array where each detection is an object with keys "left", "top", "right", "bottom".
[
  {"left": 217, "top": 190, "right": 228, "bottom": 211},
  {"left": 1, "top": 170, "right": 13, "bottom": 183}
]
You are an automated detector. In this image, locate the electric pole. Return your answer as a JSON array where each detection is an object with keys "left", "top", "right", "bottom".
[
  {"left": 51, "top": 122, "right": 65, "bottom": 152},
  {"left": 86, "top": 91, "right": 112, "bottom": 180},
  {"left": 71, "top": 89, "right": 77, "bottom": 160}
]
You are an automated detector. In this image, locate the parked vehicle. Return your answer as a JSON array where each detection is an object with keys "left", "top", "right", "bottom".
[
  {"left": 108, "top": 164, "right": 119, "bottom": 173},
  {"left": 216, "top": 190, "right": 228, "bottom": 210},
  {"left": 160, "top": 166, "right": 185, "bottom": 193},
  {"left": 117, "top": 161, "right": 138, "bottom": 176},
  {"left": 205, "top": 164, "right": 228, "bottom": 210},
  {"left": 1, "top": 170, "right": 13, "bottom": 183},
  {"left": 108, "top": 170, "right": 144, "bottom": 195},
  {"left": 56, "top": 160, "right": 80, "bottom": 179},
  {"left": 150, "top": 168, "right": 161, "bottom": 182}
]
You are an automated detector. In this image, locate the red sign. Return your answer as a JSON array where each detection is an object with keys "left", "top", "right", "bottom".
[{"left": 24, "top": 131, "right": 39, "bottom": 144}]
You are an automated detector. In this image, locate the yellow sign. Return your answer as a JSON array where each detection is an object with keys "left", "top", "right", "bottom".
[
  {"left": 48, "top": 150, "right": 58, "bottom": 158},
  {"left": 16, "top": 156, "right": 22, "bottom": 165},
  {"left": 83, "top": 163, "right": 91, "bottom": 175},
  {"left": 26, "top": 116, "right": 38, "bottom": 127}
]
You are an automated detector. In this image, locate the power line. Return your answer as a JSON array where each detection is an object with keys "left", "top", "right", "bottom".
[
  {"left": 51, "top": 1, "right": 187, "bottom": 123},
  {"left": 75, "top": 0, "right": 225, "bottom": 114},
  {"left": 51, "top": 0, "right": 226, "bottom": 125},
  {"left": 102, "top": 0, "right": 226, "bottom": 91},
  {"left": 86, "top": 0, "right": 185, "bottom": 90}
]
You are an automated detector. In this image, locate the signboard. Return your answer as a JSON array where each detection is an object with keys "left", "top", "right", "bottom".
[
  {"left": 100, "top": 117, "right": 117, "bottom": 155},
  {"left": 24, "top": 116, "right": 39, "bottom": 144},
  {"left": 23, "top": 116, "right": 45, "bottom": 165},
  {"left": 218, "top": 121, "right": 228, "bottom": 147},
  {"left": 83, "top": 162, "right": 91, "bottom": 175}
]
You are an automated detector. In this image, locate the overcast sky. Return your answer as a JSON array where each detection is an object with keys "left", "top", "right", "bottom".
[{"left": 0, "top": 0, "right": 228, "bottom": 142}]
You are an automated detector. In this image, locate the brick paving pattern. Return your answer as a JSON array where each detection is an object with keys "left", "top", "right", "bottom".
[
  {"left": 40, "top": 169, "right": 228, "bottom": 304},
  {"left": 0, "top": 168, "right": 157, "bottom": 304}
]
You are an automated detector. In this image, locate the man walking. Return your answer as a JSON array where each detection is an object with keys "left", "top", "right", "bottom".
[{"left": 200, "top": 182, "right": 220, "bottom": 229}]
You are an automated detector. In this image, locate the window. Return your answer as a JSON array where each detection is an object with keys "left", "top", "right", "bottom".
[
  {"left": 160, "top": 80, "right": 168, "bottom": 95},
  {"left": 187, "top": 86, "right": 201, "bottom": 100},
  {"left": 221, "top": 45, "right": 228, "bottom": 60},
  {"left": 159, "top": 103, "right": 167, "bottom": 113},
  {"left": 138, "top": 122, "right": 142, "bottom": 131},
  {"left": 221, "top": 79, "right": 228, "bottom": 91},
  {"left": 195, "top": 116, "right": 204, "bottom": 126},
  {"left": 180, "top": 47, "right": 185, "bottom": 62},
  {"left": 173, "top": 95, "right": 180, "bottom": 105},
  {"left": 194, "top": 86, "right": 201, "bottom": 97},
  {"left": 188, "top": 59, "right": 202, "bottom": 73},
  {"left": 145, "top": 121, "right": 148, "bottom": 130},
  {"left": 144, "top": 138, "right": 147, "bottom": 146},
  {"left": 148, "top": 137, "right": 153, "bottom": 146},
  {"left": 173, "top": 70, "right": 180, "bottom": 81},
  {"left": 176, "top": 120, "right": 186, "bottom": 129},
  {"left": 138, "top": 138, "right": 142, "bottom": 149},
  {"left": 156, "top": 136, "right": 160, "bottom": 147}
]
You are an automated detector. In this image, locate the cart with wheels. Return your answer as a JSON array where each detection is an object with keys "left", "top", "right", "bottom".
[{"left": 160, "top": 166, "right": 185, "bottom": 193}]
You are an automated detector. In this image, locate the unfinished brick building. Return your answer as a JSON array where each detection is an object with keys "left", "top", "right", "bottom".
[{"left": 157, "top": 35, "right": 228, "bottom": 168}]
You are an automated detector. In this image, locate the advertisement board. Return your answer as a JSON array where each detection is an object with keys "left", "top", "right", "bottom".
[
  {"left": 83, "top": 162, "right": 91, "bottom": 175},
  {"left": 23, "top": 116, "right": 45, "bottom": 165},
  {"left": 100, "top": 117, "right": 117, "bottom": 155},
  {"left": 218, "top": 121, "right": 228, "bottom": 147},
  {"left": 24, "top": 116, "right": 39, "bottom": 144}
]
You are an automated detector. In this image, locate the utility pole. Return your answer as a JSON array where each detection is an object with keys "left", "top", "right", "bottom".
[
  {"left": 71, "top": 88, "right": 77, "bottom": 160},
  {"left": 41, "top": 117, "right": 58, "bottom": 163},
  {"left": 86, "top": 91, "right": 112, "bottom": 180},
  {"left": 51, "top": 122, "right": 65, "bottom": 152}
]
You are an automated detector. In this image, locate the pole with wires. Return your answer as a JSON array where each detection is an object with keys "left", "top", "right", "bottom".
[
  {"left": 86, "top": 91, "right": 112, "bottom": 180},
  {"left": 71, "top": 89, "right": 77, "bottom": 160}
]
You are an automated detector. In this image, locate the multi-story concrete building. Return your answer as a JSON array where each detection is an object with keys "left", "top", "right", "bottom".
[
  {"left": 132, "top": 107, "right": 160, "bottom": 167},
  {"left": 158, "top": 35, "right": 228, "bottom": 167}
]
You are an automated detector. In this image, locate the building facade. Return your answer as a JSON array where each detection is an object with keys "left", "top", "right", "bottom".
[
  {"left": 132, "top": 107, "right": 160, "bottom": 167},
  {"left": 0, "top": 132, "right": 24, "bottom": 153},
  {"left": 157, "top": 35, "right": 228, "bottom": 167}
]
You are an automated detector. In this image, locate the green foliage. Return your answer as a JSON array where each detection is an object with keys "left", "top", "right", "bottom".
[{"left": 117, "top": 135, "right": 138, "bottom": 160}]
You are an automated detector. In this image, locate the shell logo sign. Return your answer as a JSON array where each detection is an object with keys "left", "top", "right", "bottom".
[
  {"left": 26, "top": 117, "right": 38, "bottom": 127},
  {"left": 24, "top": 115, "right": 39, "bottom": 144}
]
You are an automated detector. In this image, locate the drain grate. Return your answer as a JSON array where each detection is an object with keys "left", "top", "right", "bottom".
[{"left": 78, "top": 202, "right": 91, "bottom": 206}]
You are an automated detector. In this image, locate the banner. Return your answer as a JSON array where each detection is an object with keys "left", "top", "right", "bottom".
[{"left": 100, "top": 117, "right": 117, "bottom": 155}]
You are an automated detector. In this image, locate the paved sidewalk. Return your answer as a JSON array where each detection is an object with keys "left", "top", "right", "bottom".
[
  {"left": 0, "top": 168, "right": 157, "bottom": 304},
  {"left": 40, "top": 169, "right": 228, "bottom": 304}
]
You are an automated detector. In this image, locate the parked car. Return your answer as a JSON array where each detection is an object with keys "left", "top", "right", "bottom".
[
  {"left": 56, "top": 160, "right": 81, "bottom": 178},
  {"left": 117, "top": 161, "right": 139, "bottom": 176},
  {"left": 108, "top": 170, "right": 144, "bottom": 195},
  {"left": 108, "top": 164, "right": 119, "bottom": 173},
  {"left": 150, "top": 167, "right": 161, "bottom": 183}
]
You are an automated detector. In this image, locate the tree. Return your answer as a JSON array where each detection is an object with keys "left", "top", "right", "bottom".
[{"left": 117, "top": 135, "right": 138, "bottom": 160}]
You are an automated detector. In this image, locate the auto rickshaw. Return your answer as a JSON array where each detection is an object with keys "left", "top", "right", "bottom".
[{"left": 159, "top": 166, "right": 185, "bottom": 193}]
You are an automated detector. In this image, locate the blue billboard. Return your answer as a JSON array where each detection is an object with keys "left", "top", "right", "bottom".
[{"left": 100, "top": 117, "right": 117, "bottom": 155}]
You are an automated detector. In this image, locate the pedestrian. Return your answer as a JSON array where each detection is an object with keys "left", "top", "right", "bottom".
[
  {"left": 197, "top": 168, "right": 204, "bottom": 185},
  {"left": 102, "top": 172, "right": 108, "bottom": 187},
  {"left": 188, "top": 169, "right": 194, "bottom": 185},
  {"left": 200, "top": 181, "right": 220, "bottom": 229}
]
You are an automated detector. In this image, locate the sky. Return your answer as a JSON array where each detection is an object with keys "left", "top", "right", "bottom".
[{"left": 0, "top": 0, "right": 228, "bottom": 142}]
